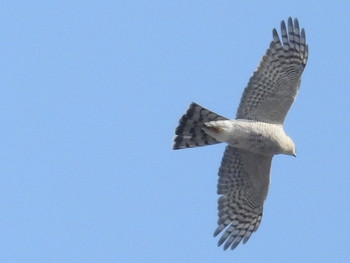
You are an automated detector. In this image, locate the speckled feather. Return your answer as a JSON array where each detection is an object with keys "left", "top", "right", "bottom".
[
  {"left": 214, "top": 146, "right": 271, "bottom": 250},
  {"left": 236, "top": 18, "right": 308, "bottom": 124}
]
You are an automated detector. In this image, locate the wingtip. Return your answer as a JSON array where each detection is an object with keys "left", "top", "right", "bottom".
[
  {"left": 301, "top": 28, "right": 306, "bottom": 42},
  {"left": 217, "top": 237, "right": 226, "bottom": 248},
  {"left": 280, "top": 19, "right": 286, "bottom": 30},
  {"left": 294, "top": 18, "right": 300, "bottom": 31},
  {"left": 272, "top": 28, "right": 279, "bottom": 39}
]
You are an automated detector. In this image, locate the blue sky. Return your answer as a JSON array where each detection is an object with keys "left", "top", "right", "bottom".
[{"left": 1, "top": 1, "right": 350, "bottom": 262}]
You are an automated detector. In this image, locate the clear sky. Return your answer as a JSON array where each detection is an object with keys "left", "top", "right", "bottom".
[{"left": 1, "top": 1, "right": 350, "bottom": 262}]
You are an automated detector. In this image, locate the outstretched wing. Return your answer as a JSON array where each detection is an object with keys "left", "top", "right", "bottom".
[
  {"left": 236, "top": 17, "right": 308, "bottom": 124},
  {"left": 214, "top": 146, "right": 273, "bottom": 250}
]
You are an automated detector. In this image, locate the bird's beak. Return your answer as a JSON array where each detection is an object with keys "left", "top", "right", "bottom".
[{"left": 293, "top": 154, "right": 296, "bottom": 157}]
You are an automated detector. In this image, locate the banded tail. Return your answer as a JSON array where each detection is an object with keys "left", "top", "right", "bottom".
[{"left": 173, "top": 103, "right": 228, "bottom": 149}]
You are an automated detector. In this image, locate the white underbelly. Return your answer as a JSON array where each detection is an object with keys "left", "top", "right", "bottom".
[{"left": 203, "top": 119, "right": 290, "bottom": 155}]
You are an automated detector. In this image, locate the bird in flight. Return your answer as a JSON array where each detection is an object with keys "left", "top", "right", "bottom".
[{"left": 173, "top": 17, "right": 308, "bottom": 250}]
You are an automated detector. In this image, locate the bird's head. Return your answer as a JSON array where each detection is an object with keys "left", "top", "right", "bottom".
[{"left": 284, "top": 136, "right": 296, "bottom": 157}]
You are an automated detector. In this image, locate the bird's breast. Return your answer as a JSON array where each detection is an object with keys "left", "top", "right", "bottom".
[{"left": 206, "top": 119, "right": 289, "bottom": 155}]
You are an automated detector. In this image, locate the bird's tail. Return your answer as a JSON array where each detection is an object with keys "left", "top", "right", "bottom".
[{"left": 173, "top": 102, "right": 228, "bottom": 149}]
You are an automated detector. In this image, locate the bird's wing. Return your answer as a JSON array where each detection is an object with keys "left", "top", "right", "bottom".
[
  {"left": 214, "top": 146, "right": 273, "bottom": 250},
  {"left": 236, "top": 17, "right": 308, "bottom": 124}
]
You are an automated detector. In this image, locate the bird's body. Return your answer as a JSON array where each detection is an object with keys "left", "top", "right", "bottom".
[
  {"left": 173, "top": 17, "right": 308, "bottom": 250},
  {"left": 203, "top": 119, "right": 295, "bottom": 156}
]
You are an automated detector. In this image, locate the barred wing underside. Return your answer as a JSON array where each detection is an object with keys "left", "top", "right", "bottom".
[
  {"left": 236, "top": 18, "right": 308, "bottom": 124},
  {"left": 214, "top": 146, "right": 272, "bottom": 250}
]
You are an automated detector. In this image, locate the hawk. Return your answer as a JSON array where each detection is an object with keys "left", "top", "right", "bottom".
[{"left": 173, "top": 17, "right": 308, "bottom": 250}]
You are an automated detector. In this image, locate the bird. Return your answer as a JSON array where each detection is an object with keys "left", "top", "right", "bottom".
[{"left": 172, "top": 17, "right": 308, "bottom": 250}]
